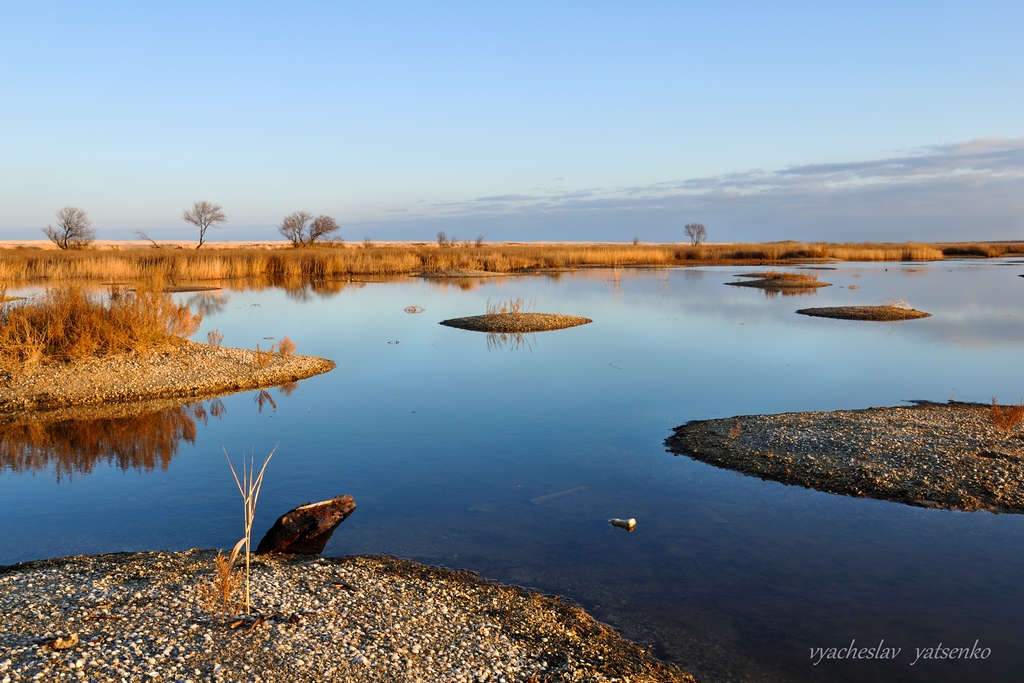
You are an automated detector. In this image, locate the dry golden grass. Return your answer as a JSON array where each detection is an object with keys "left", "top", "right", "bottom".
[
  {"left": 0, "top": 285, "right": 201, "bottom": 367},
  {"left": 990, "top": 398, "right": 1024, "bottom": 432},
  {"left": 759, "top": 270, "right": 818, "bottom": 282},
  {"left": 4, "top": 240, "right": 1022, "bottom": 286},
  {"left": 197, "top": 550, "right": 244, "bottom": 621}
]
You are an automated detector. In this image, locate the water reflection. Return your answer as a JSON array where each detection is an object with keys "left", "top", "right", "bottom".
[
  {"left": 486, "top": 332, "right": 537, "bottom": 352},
  {"left": 0, "top": 399, "right": 224, "bottom": 481}
]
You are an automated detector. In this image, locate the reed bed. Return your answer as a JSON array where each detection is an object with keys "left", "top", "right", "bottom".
[{"left": 1, "top": 241, "right": 1022, "bottom": 285}]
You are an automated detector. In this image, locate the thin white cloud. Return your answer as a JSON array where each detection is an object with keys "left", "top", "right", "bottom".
[{"left": 350, "top": 138, "right": 1024, "bottom": 241}]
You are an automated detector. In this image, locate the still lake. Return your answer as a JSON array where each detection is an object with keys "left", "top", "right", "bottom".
[{"left": 4, "top": 261, "right": 1024, "bottom": 682}]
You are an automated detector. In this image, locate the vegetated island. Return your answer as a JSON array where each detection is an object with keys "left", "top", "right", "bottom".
[
  {"left": 0, "top": 551, "right": 694, "bottom": 683},
  {"left": 0, "top": 287, "right": 334, "bottom": 412},
  {"left": 726, "top": 270, "right": 831, "bottom": 290},
  {"left": 665, "top": 401, "right": 1024, "bottom": 513},
  {"left": 796, "top": 305, "right": 931, "bottom": 321}
]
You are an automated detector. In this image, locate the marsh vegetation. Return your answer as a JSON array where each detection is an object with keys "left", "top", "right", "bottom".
[{"left": 3, "top": 240, "right": 1023, "bottom": 288}]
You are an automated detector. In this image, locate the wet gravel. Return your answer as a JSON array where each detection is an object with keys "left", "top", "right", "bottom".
[
  {"left": 666, "top": 402, "right": 1024, "bottom": 513},
  {"left": 0, "top": 551, "right": 692, "bottom": 683}
]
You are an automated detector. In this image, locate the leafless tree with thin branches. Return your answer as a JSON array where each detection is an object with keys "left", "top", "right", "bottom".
[
  {"left": 43, "top": 207, "right": 96, "bottom": 249},
  {"left": 278, "top": 212, "right": 341, "bottom": 247},
  {"left": 182, "top": 201, "right": 226, "bottom": 248},
  {"left": 308, "top": 215, "right": 341, "bottom": 244},
  {"left": 684, "top": 223, "right": 707, "bottom": 246},
  {"left": 278, "top": 211, "right": 313, "bottom": 247}
]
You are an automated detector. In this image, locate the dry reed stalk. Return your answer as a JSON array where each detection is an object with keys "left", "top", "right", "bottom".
[
  {"left": 207, "top": 328, "right": 224, "bottom": 347},
  {"left": 990, "top": 398, "right": 1024, "bottom": 432},
  {"left": 225, "top": 447, "right": 275, "bottom": 615}
]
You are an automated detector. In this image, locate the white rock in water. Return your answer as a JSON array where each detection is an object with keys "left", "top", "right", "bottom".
[{"left": 609, "top": 518, "right": 636, "bottom": 531}]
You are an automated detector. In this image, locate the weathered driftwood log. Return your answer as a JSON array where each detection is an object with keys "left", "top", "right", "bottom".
[{"left": 255, "top": 495, "right": 356, "bottom": 556}]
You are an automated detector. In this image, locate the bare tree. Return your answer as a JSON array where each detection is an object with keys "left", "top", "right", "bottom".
[
  {"left": 43, "top": 207, "right": 96, "bottom": 249},
  {"left": 183, "top": 201, "right": 226, "bottom": 248},
  {"left": 278, "top": 211, "right": 313, "bottom": 247},
  {"left": 308, "top": 215, "right": 340, "bottom": 244},
  {"left": 684, "top": 223, "right": 707, "bottom": 246},
  {"left": 279, "top": 212, "right": 341, "bottom": 247},
  {"left": 437, "top": 231, "right": 456, "bottom": 248}
]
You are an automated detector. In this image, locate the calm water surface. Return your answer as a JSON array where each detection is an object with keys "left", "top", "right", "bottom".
[{"left": 4, "top": 261, "right": 1024, "bottom": 682}]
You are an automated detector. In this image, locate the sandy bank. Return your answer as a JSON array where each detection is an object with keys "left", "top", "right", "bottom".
[
  {"left": 0, "top": 342, "right": 335, "bottom": 413},
  {"left": 0, "top": 551, "right": 693, "bottom": 683},
  {"left": 440, "top": 313, "right": 593, "bottom": 333},
  {"left": 666, "top": 402, "right": 1024, "bottom": 513}
]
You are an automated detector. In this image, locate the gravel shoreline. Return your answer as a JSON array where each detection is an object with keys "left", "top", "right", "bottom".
[
  {"left": 0, "top": 342, "right": 335, "bottom": 413},
  {"left": 0, "top": 551, "right": 693, "bottom": 683},
  {"left": 665, "top": 402, "right": 1024, "bottom": 513}
]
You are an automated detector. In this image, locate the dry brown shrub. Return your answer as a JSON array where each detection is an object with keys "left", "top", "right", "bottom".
[
  {"left": 990, "top": 398, "right": 1024, "bottom": 432},
  {"left": 198, "top": 550, "right": 243, "bottom": 620},
  {"left": 254, "top": 343, "right": 275, "bottom": 367},
  {"left": 277, "top": 335, "right": 296, "bottom": 356},
  {"left": 207, "top": 328, "right": 224, "bottom": 347}
]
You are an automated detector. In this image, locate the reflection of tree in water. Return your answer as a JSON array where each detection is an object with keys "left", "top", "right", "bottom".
[
  {"left": 0, "top": 399, "right": 225, "bottom": 481},
  {"left": 486, "top": 332, "right": 536, "bottom": 352}
]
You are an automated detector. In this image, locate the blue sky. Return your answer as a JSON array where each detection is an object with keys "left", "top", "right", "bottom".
[{"left": 1, "top": 1, "right": 1022, "bottom": 242}]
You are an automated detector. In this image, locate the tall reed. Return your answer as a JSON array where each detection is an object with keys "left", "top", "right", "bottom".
[{"left": 225, "top": 447, "right": 275, "bottom": 615}]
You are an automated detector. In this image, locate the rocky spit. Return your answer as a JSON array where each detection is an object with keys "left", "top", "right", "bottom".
[
  {"left": 666, "top": 402, "right": 1024, "bottom": 513},
  {"left": 440, "top": 314, "right": 592, "bottom": 334},
  {"left": 0, "top": 343, "right": 335, "bottom": 413},
  {"left": 0, "top": 551, "right": 692, "bottom": 683}
]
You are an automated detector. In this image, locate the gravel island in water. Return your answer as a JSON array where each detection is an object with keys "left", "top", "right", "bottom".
[
  {"left": 0, "top": 551, "right": 693, "bottom": 683},
  {"left": 666, "top": 402, "right": 1024, "bottom": 513},
  {"left": 795, "top": 305, "right": 930, "bottom": 321},
  {"left": 440, "top": 313, "right": 592, "bottom": 334}
]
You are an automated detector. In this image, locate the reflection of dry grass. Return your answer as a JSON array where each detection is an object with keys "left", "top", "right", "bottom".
[
  {"left": 254, "top": 390, "right": 277, "bottom": 413},
  {"left": 0, "top": 286, "right": 201, "bottom": 367},
  {"left": 486, "top": 332, "right": 536, "bottom": 352},
  {"left": 990, "top": 398, "right": 1024, "bottom": 432},
  {"left": 0, "top": 401, "right": 220, "bottom": 480}
]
